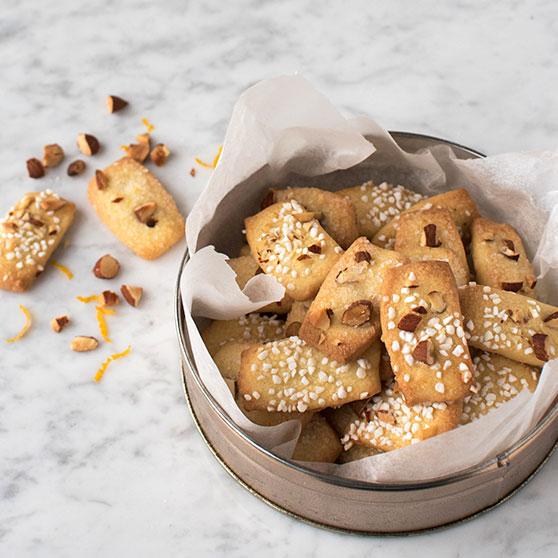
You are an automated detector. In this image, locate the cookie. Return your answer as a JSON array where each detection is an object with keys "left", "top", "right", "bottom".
[
  {"left": 373, "top": 188, "right": 480, "bottom": 249},
  {"left": 239, "top": 244, "right": 252, "bottom": 257},
  {"left": 202, "top": 313, "right": 286, "bottom": 356},
  {"left": 292, "top": 415, "right": 343, "bottom": 463},
  {"left": 227, "top": 255, "right": 293, "bottom": 314},
  {"left": 337, "top": 444, "right": 382, "bottom": 463},
  {"left": 379, "top": 344, "right": 395, "bottom": 383},
  {"left": 459, "top": 284, "right": 558, "bottom": 366},
  {"left": 0, "top": 190, "right": 76, "bottom": 292},
  {"left": 341, "top": 380, "right": 462, "bottom": 452},
  {"left": 394, "top": 208, "right": 469, "bottom": 286},
  {"left": 267, "top": 187, "right": 359, "bottom": 249},
  {"left": 88, "top": 157, "right": 184, "bottom": 260},
  {"left": 471, "top": 217, "right": 536, "bottom": 296},
  {"left": 285, "top": 299, "right": 313, "bottom": 337},
  {"left": 237, "top": 336, "right": 382, "bottom": 413},
  {"left": 461, "top": 351, "right": 540, "bottom": 424},
  {"left": 338, "top": 181, "right": 424, "bottom": 238},
  {"left": 213, "top": 341, "right": 254, "bottom": 380},
  {"left": 299, "top": 237, "right": 407, "bottom": 362},
  {"left": 380, "top": 261, "right": 474, "bottom": 404},
  {"left": 245, "top": 200, "right": 342, "bottom": 301}
]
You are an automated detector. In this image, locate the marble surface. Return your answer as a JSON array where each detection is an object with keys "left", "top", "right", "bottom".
[{"left": 1, "top": 1, "right": 557, "bottom": 556}]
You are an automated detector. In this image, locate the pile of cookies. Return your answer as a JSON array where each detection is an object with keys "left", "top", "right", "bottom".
[{"left": 203, "top": 182, "right": 555, "bottom": 464}]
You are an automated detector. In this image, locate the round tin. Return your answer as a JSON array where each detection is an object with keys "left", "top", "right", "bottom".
[{"left": 175, "top": 132, "right": 558, "bottom": 534}]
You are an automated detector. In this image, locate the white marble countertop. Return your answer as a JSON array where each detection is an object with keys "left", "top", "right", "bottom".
[{"left": 1, "top": 1, "right": 557, "bottom": 556}]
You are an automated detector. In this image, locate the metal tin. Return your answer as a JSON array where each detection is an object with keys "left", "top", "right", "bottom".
[{"left": 175, "top": 132, "right": 558, "bottom": 534}]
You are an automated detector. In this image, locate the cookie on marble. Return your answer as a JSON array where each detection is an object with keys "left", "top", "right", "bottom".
[
  {"left": 459, "top": 284, "right": 558, "bottom": 366},
  {"left": 471, "top": 217, "right": 536, "bottom": 296},
  {"left": 245, "top": 200, "right": 342, "bottom": 301},
  {"left": 266, "top": 187, "right": 359, "bottom": 249},
  {"left": 338, "top": 180, "right": 424, "bottom": 238},
  {"left": 299, "top": 237, "right": 407, "bottom": 363},
  {"left": 461, "top": 351, "right": 540, "bottom": 424},
  {"left": 292, "top": 415, "right": 343, "bottom": 463},
  {"left": 237, "top": 336, "right": 382, "bottom": 414},
  {"left": 0, "top": 190, "right": 76, "bottom": 292},
  {"left": 380, "top": 261, "right": 474, "bottom": 404}
]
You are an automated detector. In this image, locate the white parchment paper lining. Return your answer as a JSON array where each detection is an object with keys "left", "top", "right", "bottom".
[{"left": 180, "top": 75, "right": 558, "bottom": 482}]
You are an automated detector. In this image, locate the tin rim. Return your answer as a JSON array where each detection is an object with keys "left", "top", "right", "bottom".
[{"left": 175, "top": 131, "right": 558, "bottom": 492}]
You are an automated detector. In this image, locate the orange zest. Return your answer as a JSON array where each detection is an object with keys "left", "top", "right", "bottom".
[
  {"left": 94, "top": 345, "right": 132, "bottom": 383},
  {"left": 141, "top": 117, "right": 155, "bottom": 134},
  {"left": 50, "top": 260, "right": 74, "bottom": 280},
  {"left": 76, "top": 294, "right": 98, "bottom": 303},
  {"left": 6, "top": 305, "right": 32, "bottom": 343},
  {"left": 195, "top": 145, "right": 222, "bottom": 169},
  {"left": 95, "top": 305, "right": 113, "bottom": 342}
]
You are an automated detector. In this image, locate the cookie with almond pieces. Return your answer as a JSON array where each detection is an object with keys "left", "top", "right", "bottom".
[
  {"left": 338, "top": 180, "right": 424, "bottom": 238},
  {"left": 459, "top": 284, "right": 558, "bottom": 366},
  {"left": 402, "top": 246, "right": 470, "bottom": 287},
  {"left": 237, "top": 336, "right": 382, "bottom": 414},
  {"left": 88, "top": 157, "right": 184, "bottom": 260},
  {"left": 267, "top": 187, "right": 358, "bottom": 249},
  {"left": 291, "top": 415, "right": 343, "bottom": 463},
  {"left": 0, "top": 190, "right": 75, "bottom": 292},
  {"left": 245, "top": 200, "right": 342, "bottom": 301},
  {"left": 300, "top": 237, "right": 407, "bottom": 363},
  {"left": 285, "top": 299, "right": 313, "bottom": 337},
  {"left": 471, "top": 217, "right": 536, "bottom": 296},
  {"left": 213, "top": 341, "right": 254, "bottom": 380},
  {"left": 380, "top": 261, "right": 474, "bottom": 404}
]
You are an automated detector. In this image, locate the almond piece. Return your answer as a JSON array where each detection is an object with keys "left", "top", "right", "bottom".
[
  {"left": 285, "top": 321, "right": 301, "bottom": 337},
  {"left": 354, "top": 251, "right": 372, "bottom": 263},
  {"left": 427, "top": 291, "right": 447, "bottom": 313},
  {"left": 26, "top": 158, "right": 45, "bottom": 179},
  {"left": 342, "top": 300, "right": 372, "bottom": 327},
  {"left": 120, "top": 285, "right": 143, "bottom": 307},
  {"left": 51, "top": 315, "right": 70, "bottom": 333},
  {"left": 190, "top": 168, "right": 196, "bottom": 177},
  {"left": 134, "top": 202, "right": 157, "bottom": 224},
  {"left": 93, "top": 254, "right": 120, "bottom": 279},
  {"left": 397, "top": 312, "right": 422, "bottom": 332},
  {"left": 293, "top": 211, "right": 316, "bottom": 223},
  {"left": 313, "top": 308, "right": 333, "bottom": 330},
  {"left": 376, "top": 410, "right": 396, "bottom": 425},
  {"left": 40, "top": 197, "right": 66, "bottom": 211},
  {"left": 412, "top": 305, "right": 427, "bottom": 314},
  {"left": 525, "top": 274, "right": 537, "bottom": 289},
  {"left": 543, "top": 311, "right": 558, "bottom": 328},
  {"left": 531, "top": 333, "right": 549, "bottom": 362},
  {"left": 335, "top": 262, "right": 367, "bottom": 284},
  {"left": 308, "top": 244, "right": 321, "bottom": 254},
  {"left": 125, "top": 141, "right": 150, "bottom": 162},
  {"left": 67, "top": 160, "right": 86, "bottom": 176},
  {"left": 94, "top": 169, "right": 108, "bottom": 190},
  {"left": 71, "top": 336, "right": 99, "bottom": 352},
  {"left": 99, "top": 290, "right": 120, "bottom": 306},
  {"left": 500, "top": 239, "right": 520, "bottom": 261},
  {"left": 42, "top": 144, "right": 65, "bottom": 168},
  {"left": 77, "top": 133, "right": 100, "bottom": 156},
  {"left": 422, "top": 224, "right": 441, "bottom": 247},
  {"left": 107, "top": 95, "right": 128, "bottom": 113},
  {"left": 501, "top": 281, "right": 523, "bottom": 292},
  {"left": 412, "top": 339, "right": 435, "bottom": 364},
  {"left": 150, "top": 143, "right": 170, "bottom": 166}
]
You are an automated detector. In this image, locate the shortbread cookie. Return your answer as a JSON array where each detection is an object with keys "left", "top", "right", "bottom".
[
  {"left": 380, "top": 261, "right": 474, "bottom": 404},
  {"left": 245, "top": 200, "right": 342, "bottom": 301},
  {"left": 237, "top": 336, "right": 382, "bottom": 413},
  {"left": 300, "top": 237, "right": 407, "bottom": 362},
  {"left": 240, "top": 398, "right": 314, "bottom": 427},
  {"left": 88, "top": 157, "right": 184, "bottom": 259},
  {"left": 202, "top": 314, "right": 286, "bottom": 356},
  {"left": 227, "top": 255, "right": 293, "bottom": 314},
  {"left": 341, "top": 381, "right": 462, "bottom": 452},
  {"left": 471, "top": 217, "right": 536, "bottom": 296},
  {"left": 461, "top": 352, "right": 540, "bottom": 424},
  {"left": 379, "top": 344, "right": 395, "bottom": 382},
  {"left": 459, "top": 284, "right": 558, "bottom": 366},
  {"left": 373, "top": 188, "right": 479, "bottom": 249},
  {"left": 339, "top": 181, "right": 424, "bottom": 238},
  {"left": 337, "top": 444, "right": 382, "bottom": 463},
  {"left": 267, "top": 187, "right": 359, "bottom": 249},
  {"left": 285, "top": 299, "right": 313, "bottom": 337},
  {"left": 239, "top": 244, "right": 252, "bottom": 257},
  {"left": 394, "top": 208, "right": 469, "bottom": 286},
  {"left": 213, "top": 341, "right": 254, "bottom": 380},
  {"left": 323, "top": 403, "right": 360, "bottom": 437},
  {"left": 292, "top": 415, "right": 343, "bottom": 463},
  {"left": 0, "top": 190, "right": 76, "bottom": 292}
]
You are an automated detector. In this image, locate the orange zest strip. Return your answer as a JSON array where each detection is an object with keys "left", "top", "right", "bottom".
[
  {"left": 195, "top": 145, "right": 222, "bottom": 169},
  {"left": 94, "top": 345, "right": 132, "bottom": 383},
  {"left": 141, "top": 117, "right": 155, "bottom": 134},
  {"left": 97, "top": 306, "right": 115, "bottom": 316},
  {"left": 50, "top": 260, "right": 74, "bottom": 280},
  {"left": 6, "top": 305, "right": 32, "bottom": 343},
  {"left": 76, "top": 294, "right": 98, "bottom": 303},
  {"left": 95, "top": 305, "right": 112, "bottom": 343}
]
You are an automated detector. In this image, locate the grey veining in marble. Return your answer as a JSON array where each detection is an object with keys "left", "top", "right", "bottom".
[{"left": 1, "top": 0, "right": 557, "bottom": 556}]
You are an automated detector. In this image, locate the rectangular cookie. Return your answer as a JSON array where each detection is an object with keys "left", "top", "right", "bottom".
[
  {"left": 291, "top": 415, "right": 343, "bottom": 463},
  {"left": 88, "top": 157, "right": 184, "bottom": 260},
  {"left": 373, "top": 188, "right": 480, "bottom": 249},
  {"left": 267, "top": 187, "right": 358, "bottom": 249},
  {"left": 237, "top": 336, "right": 382, "bottom": 413},
  {"left": 471, "top": 217, "right": 536, "bottom": 296},
  {"left": 459, "top": 284, "right": 558, "bottom": 366},
  {"left": 394, "top": 208, "right": 469, "bottom": 286},
  {"left": 299, "top": 237, "right": 407, "bottom": 363},
  {"left": 245, "top": 200, "right": 342, "bottom": 301},
  {"left": 0, "top": 190, "right": 75, "bottom": 292},
  {"left": 341, "top": 380, "right": 462, "bottom": 452},
  {"left": 380, "top": 261, "right": 474, "bottom": 404},
  {"left": 338, "top": 181, "right": 424, "bottom": 238},
  {"left": 461, "top": 351, "right": 540, "bottom": 424}
]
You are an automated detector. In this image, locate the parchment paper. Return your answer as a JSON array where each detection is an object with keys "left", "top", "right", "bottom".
[{"left": 180, "top": 75, "right": 558, "bottom": 481}]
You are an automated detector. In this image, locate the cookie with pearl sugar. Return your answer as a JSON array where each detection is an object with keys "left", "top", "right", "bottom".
[{"left": 380, "top": 260, "right": 474, "bottom": 404}]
